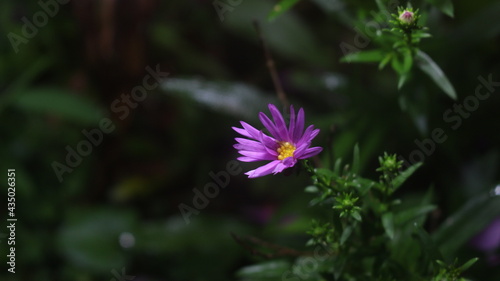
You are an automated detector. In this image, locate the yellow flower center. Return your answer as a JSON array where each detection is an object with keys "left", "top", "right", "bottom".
[{"left": 277, "top": 142, "right": 296, "bottom": 160}]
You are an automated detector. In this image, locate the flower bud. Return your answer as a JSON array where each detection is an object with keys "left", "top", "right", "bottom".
[{"left": 399, "top": 10, "right": 414, "bottom": 24}]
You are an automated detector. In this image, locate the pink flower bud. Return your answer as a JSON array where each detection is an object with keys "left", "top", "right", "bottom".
[{"left": 399, "top": 10, "right": 414, "bottom": 24}]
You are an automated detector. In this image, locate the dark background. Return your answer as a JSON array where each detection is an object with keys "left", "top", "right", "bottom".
[{"left": 0, "top": 0, "right": 499, "bottom": 280}]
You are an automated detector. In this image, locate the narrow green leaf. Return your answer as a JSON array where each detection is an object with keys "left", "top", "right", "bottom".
[
  {"left": 351, "top": 211, "right": 362, "bottom": 222},
  {"left": 458, "top": 257, "right": 479, "bottom": 272},
  {"left": 382, "top": 213, "right": 395, "bottom": 239},
  {"left": 374, "top": 0, "right": 386, "bottom": 12},
  {"left": 236, "top": 260, "right": 291, "bottom": 278},
  {"left": 391, "top": 162, "right": 423, "bottom": 192},
  {"left": 13, "top": 88, "right": 104, "bottom": 125},
  {"left": 378, "top": 53, "right": 392, "bottom": 70},
  {"left": 0, "top": 57, "right": 53, "bottom": 113},
  {"left": 424, "top": 0, "right": 454, "bottom": 17},
  {"left": 413, "top": 223, "right": 444, "bottom": 267},
  {"left": 305, "top": 185, "right": 319, "bottom": 193},
  {"left": 268, "top": 0, "right": 301, "bottom": 21},
  {"left": 352, "top": 143, "right": 360, "bottom": 175},
  {"left": 391, "top": 54, "right": 404, "bottom": 74},
  {"left": 432, "top": 191, "right": 500, "bottom": 258},
  {"left": 340, "top": 50, "right": 385, "bottom": 63},
  {"left": 352, "top": 178, "right": 375, "bottom": 195},
  {"left": 416, "top": 50, "right": 457, "bottom": 100},
  {"left": 334, "top": 158, "right": 342, "bottom": 175},
  {"left": 340, "top": 225, "right": 353, "bottom": 245},
  {"left": 394, "top": 205, "right": 436, "bottom": 225},
  {"left": 398, "top": 73, "right": 409, "bottom": 89},
  {"left": 402, "top": 49, "right": 413, "bottom": 74}
]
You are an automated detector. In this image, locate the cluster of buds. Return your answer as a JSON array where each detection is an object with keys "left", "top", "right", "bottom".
[
  {"left": 376, "top": 152, "right": 403, "bottom": 175},
  {"left": 333, "top": 192, "right": 362, "bottom": 221}
]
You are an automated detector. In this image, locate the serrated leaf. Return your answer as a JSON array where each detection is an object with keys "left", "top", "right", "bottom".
[
  {"left": 416, "top": 50, "right": 457, "bottom": 100},
  {"left": 340, "top": 50, "right": 385, "bottom": 63},
  {"left": 391, "top": 162, "right": 423, "bottom": 192},
  {"left": 268, "top": 0, "right": 301, "bottom": 21}
]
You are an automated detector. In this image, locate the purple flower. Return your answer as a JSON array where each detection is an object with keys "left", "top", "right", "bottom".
[{"left": 232, "top": 104, "right": 323, "bottom": 178}]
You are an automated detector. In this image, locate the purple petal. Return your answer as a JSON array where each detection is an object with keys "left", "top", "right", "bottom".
[
  {"left": 245, "top": 160, "right": 281, "bottom": 178},
  {"left": 268, "top": 104, "right": 289, "bottom": 141},
  {"left": 237, "top": 156, "right": 261, "bottom": 162},
  {"left": 293, "top": 108, "right": 305, "bottom": 142},
  {"left": 240, "top": 121, "right": 262, "bottom": 140},
  {"left": 272, "top": 157, "right": 297, "bottom": 174},
  {"left": 238, "top": 150, "right": 276, "bottom": 161},
  {"left": 259, "top": 112, "right": 281, "bottom": 139},
  {"left": 293, "top": 141, "right": 310, "bottom": 158},
  {"left": 234, "top": 143, "right": 265, "bottom": 152},
  {"left": 257, "top": 131, "right": 278, "bottom": 149},
  {"left": 232, "top": 126, "right": 252, "bottom": 139},
  {"left": 282, "top": 157, "right": 297, "bottom": 168},
  {"left": 298, "top": 146, "right": 323, "bottom": 159},
  {"left": 299, "top": 126, "right": 319, "bottom": 144},
  {"left": 288, "top": 105, "right": 296, "bottom": 142},
  {"left": 234, "top": 138, "right": 266, "bottom": 151}
]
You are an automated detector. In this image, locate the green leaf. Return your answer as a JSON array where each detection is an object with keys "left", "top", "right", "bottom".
[
  {"left": 413, "top": 223, "right": 443, "bottom": 268},
  {"left": 334, "top": 158, "right": 342, "bottom": 175},
  {"left": 432, "top": 191, "right": 500, "bottom": 258},
  {"left": 382, "top": 213, "right": 395, "bottom": 239},
  {"left": 268, "top": 0, "right": 301, "bottom": 21},
  {"left": 352, "top": 143, "right": 360, "bottom": 175},
  {"left": 340, "top": 50, "right": 385, "bottom": 63},
  {"left": 402, "top": 49, "right": 413, "bottom": 74},
  {"left": 391, "top": 54, "right": 404, "bottom": 74},
  {"left": 13, "top": 88, "right": 104, "bottom": 125},
  {"left": 398, "top": 73, "right": 409, "bottom": 89},
  {"left": 391, "top": 162, "right": 423, "bottom": 192},
  {"left": 352, "top": 178, "right": 375, "bottom": 195},
  {"left": 394, "top": 204, "right": 436, "bottom": 225},
  {"left": 457, "top": 257, "right": 479, "bottom": 272},
  {"left": 424, "top": 0, "right": 454, "bottom": 17},
  {"left": 161, "top": 77, "right": 275, "bottom": 121},
  {"left": 236, "top": 260, "right": 291, "bottom": 279},
  {"left": 340, "top": 225, "right": 354, "bottom": 245},
  {"left": 378, "top": 53, "right": 392, "bottom": 70},
  {"left": 305, "top": 185, "right": 319, "bottom": 193},
  {"left": 57, "top": 208, "right": 136, "bottom": 272},
  {"left": 415, "top": 50, "right": 457, "bottom": 100},
  {"left": 0, "top": 57, "right": 53, "bottom": 113},
  {"left": 223, "top": 0, "right": 326, "bottom": 66},
  {"left": 351, "top": 211, "right": 362, "bottom": 222}
]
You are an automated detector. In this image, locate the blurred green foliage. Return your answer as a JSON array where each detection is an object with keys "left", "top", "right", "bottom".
[{"left": 0, "top": 0, "right": 499, "bottom": 280}]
